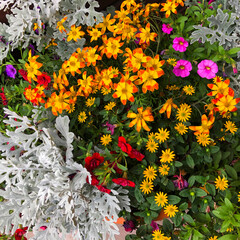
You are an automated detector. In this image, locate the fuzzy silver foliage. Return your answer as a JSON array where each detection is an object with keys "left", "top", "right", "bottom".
[
  {"left": 190, "top": 9, "right": 237, "bottom": 48},
  {"left": 0, "top": 108, "right": 130, "bottom": 240},
  {"left": 0, "top": 0, "right": 103, "bottom": 62}
]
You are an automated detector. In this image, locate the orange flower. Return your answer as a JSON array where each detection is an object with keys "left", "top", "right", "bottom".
[
  {"left": 159, "top": 98, "right": 178, "bottom": 118},
  {"left": 160, "top": 0, "right": 178, "bottom": 18},
  {"left": 84, "top": 46, "right": 101, "bottom": 66},
  {"left": 112, "top": 78, "right": 138, "bottom": 105},
  {"left": 77, "top": 71, "right": 94, "bottom": 97},
  {"left": 96, "top": 14, "right": 116, "bottom": 34},
  {"left": 56, "top": 16, "right": 67, "bottom": 33},
  {"left": 135, "top": 69, "right": 159, "bottom": 93},
  {"left": 212, "top": 88, "right": 240, "bottom": 115},
  {"left": 135, "top": 23, "right": 157, "bottom": 45},
  {"left": 207, "top": 78, "right": 230, "bottom": 98},
  {"left": 189, "top": 114, "right": 215, "bottom": 135},
  {"left": 143, "top": 55, "right": 165, "bottom": 78},
  {"left": 124, "top": 48, "right": 147, "bottom": 72},
  {"left": 104, "top": 36, "right": 124, "bottom": 59},
  {"left": 127, "top": 107, "right": 154, "bottom": 132}
]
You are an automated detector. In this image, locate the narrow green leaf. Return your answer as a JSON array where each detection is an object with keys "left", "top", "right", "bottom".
[
  {"left": 225, "top": 165, "right": 238, "bottom": 180},
  {"left": 186, "top": 155, "right": 195, "bottom": 168}
]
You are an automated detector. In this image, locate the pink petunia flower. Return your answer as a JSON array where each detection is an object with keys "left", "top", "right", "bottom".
[
  {"left": 197, "top": 60, "right": 218, "bottom": 79},
  {"left": 173, "top": 60, "right": 192, "bottom": 77},
  {"left": 162, "top": 24, "right": 173, "bottom": 34},
  {"left": 172, "top": 37, "right": 188, "bottom": 52}
]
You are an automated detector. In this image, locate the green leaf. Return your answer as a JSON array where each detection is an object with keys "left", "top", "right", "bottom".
[
  {"left": 136, "top": 225, "right": 147, "bottom": 237},
  {"left": 168, "top": 195, "right": 181, "bottom": 205},
  {"left": 179, "top": 189, "right": 190, "bottom": 197},
  {"left": 186, "top": 155, "right": 195, "bottom": 168},
  {"left": 176, "top": 16, "right": 188, "bottom": 23},
  {"left": 188, "top": 175, "right": 195, "bottom": 187},
  {"left": 224, "top": 198, "right": 234, "bottom": 211},
  {"left": 225, "top": 165, "right": 238, "bottom": 180},
  {"left": 218, "top": 235, "right": 237, "bottom": 240},
  {"left": 218, "top": 46, "right": 225, "bottom": 55},
  {"left": 235, "top": 145, "right": 240, "bottom": 151},
  {"left": 150, "top": 200, "right": 162, "bottom": 211},
  {"left": 183, "top": 214, "right": 196, "bottom": 226},
  {"left": 227, "top": 47, "right": 240, "bottom": 55},
  {"left": 134, "top": 186, "right": 144, "bottom": 203},
  {"left": 163, "top": 218, "right": 173, "bottom": 232},
  {"left": 179, "top": 202, "right": 188, "bottom": 211},
  {"left": 195, "top": 213, "right": 211, "bottom": 223},
  {"left": 193, "top": 229, "right": 203, "bottom": 239},
  {"left": 174, "top": 161, "right": 183, "bottom": 167},
  {"left": 172, "top": 214, "right": 182, "bottom": 227},
  {"left": 206, "top": 183, "right": 216, "bottom": 196},
  {"left": 210, "top": 145, "right": 220, "bottom": 153},
  {"left": 116, "top": 163, "right": 128, "bottom": 171},
  {"left": 195, "top": 188, "right": 207, "bottom": 197}
]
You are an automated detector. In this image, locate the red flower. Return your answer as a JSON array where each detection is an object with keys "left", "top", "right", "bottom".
[
  {"left": 118, "top": 136, "right": 132, "bottom": 154},
  {"left": 14, "top": 227, "right": 28, "bottom": 240},
  {"left": 37, "top": 72, "right": 51, "bottom": 87},
  {"left": 18, "top": 69, "right": 29, "bottom": 82},
  {"left": 112, "top": 178, "right": 135, "bottom": 187},
  {"left": 96, "top": 185, "right": 111, "bottom": 194},
  {"left": 0, "top": 87, "right": 8, "bottom": 106},
  {"left": 128, "top": 148, "right": 144, "bottom": 161},
  {"left": 84, "top": 152, "right": 104, "bottom": 173}
]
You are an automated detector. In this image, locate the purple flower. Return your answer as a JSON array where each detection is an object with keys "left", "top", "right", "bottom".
[
  {"left": 162, "top": 24, "right": 173, "bottom": 34},
  {"left": 173, "top": 60, "right": 192, "bottom": 77},
  {"left": 173, "top": 172, "right": 188, "bottom": 190},
  {"left": 104, "top": 121, "right": 116, "bottom": 135},
  {"left": 5, "top": 65, "right": 17, "bottom": 79},
  {"left": 197, "top": 60, "right": 218, "bottom": 79},
  {"left": 172, "top": 37, "right": 188, "bottom": 52},
  {"left": 150, "top": 221, "right": 159, "bottom": 232},
  {"left": 28, "top": 44, "right": 35, "bottom": 55},
  {"left": 123, "top": 220, "right": 135, "bottom": 232}
]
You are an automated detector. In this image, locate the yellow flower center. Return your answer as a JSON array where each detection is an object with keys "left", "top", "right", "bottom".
[{"left": 180, "top": 65, "right": 185, "bottom": 69}]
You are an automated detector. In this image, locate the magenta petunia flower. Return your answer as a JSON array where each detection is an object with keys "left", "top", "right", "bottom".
[
  {"left": 173, "top": 60, "right": 192, "bottom": 77},
  {"left": 5, "top": 64, "right": 17, "bottom": 78},
  {"left": 162, "top": 24, "right": 173, "bottom": 34},
  {"left": 197, "top": 60, "right": 218, "bottom": 79},
  {"left": 172, "top": 37, "right": 188, "bottom": 52}
]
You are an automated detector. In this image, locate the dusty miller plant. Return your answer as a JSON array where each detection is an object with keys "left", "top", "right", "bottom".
[
  {"left": 0, "top": 0, "right": 103, "bottom": 62},
  {"left": 188, "top": 1, "right": 240, "bottom": 95},
  {"left": 0, "top": 108, "right": 130, "bottom": 240}
]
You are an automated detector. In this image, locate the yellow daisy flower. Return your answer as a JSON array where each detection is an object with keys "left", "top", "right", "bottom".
[
  {"left": 100, "top": 134, "right": 112, "bottom": 146},
  {"left": 67, "top": 104, "right": 75, "bottom": 113},
  {"left": 78, "top": 111, "right": 87, "bottom": 123},
  {"left": 167, "top": 58, "right": 177, "bottom": 66},
  {"left": 140, "top": 179, "right": 153, "bottom": 194},
  {"left": 160, "top": 149, "right": 175, "bottom": 163},
  {"left": 104, "top": 102, "right": 116, "bottom": 111},
  {"left": 159, "top": 164, "right": 170, "bottom": 176},
  {"left": 148, "top": 132, "right": 156, "bottom": 141},
  {"left": 146, "top": 139, "right": 159, "bottom": 153},
  {"left": 101, "top": 87, "right": 112, "bottom": 95},
  {"left": 155, "top": 192, "right": 168, "bottom": 207},
  {"left": 238, "top": 192, "right": 240, "bottom": 202},
  {"left": 196, "top": 133, "right": 211, "bottom": 147},
  {"left": 176, "top": 103, "right": 192, "bottom": 122},
  {"left": 164, "top": 204, "right": 179, "bottom": 218},
  {"left": 86, "top": 97, "right": 95, "bottom": 107},
  {"left": 183, "top": 85, "right": 195, "bottom": 95},
  {"left": 143, "top": 166, "right": 157, "bottom": 181},
  {"left": 215, "top": 176, "right": 228, "bottom": 191},
  {"left": 155, "top": 128, "right": 170, "bottom": 143},
  {"left": 224, "top": 121, "right": 238, "bottom": 134},
  {"left": 209, "top": 237, "right": 218, "bottom": 240},
  {"left": 152, "top": 229, "right": 165, "bottom": 240},
  {"left": 175, "top": 122, "right": 188, "bottom": 135}
]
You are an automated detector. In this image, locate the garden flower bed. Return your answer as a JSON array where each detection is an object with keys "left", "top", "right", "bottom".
[{"left": 0, "top": 0, "right": 240, "bottom": 239}]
